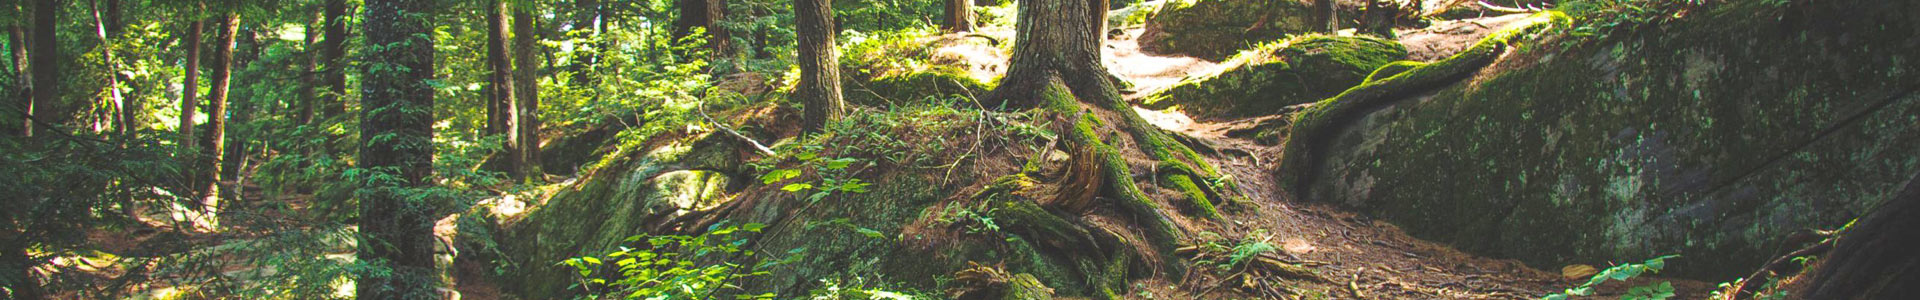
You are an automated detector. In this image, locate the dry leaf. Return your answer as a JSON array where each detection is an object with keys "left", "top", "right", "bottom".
[{"left": 1561, "top": 264, "right": 1598, "bottom": 280}]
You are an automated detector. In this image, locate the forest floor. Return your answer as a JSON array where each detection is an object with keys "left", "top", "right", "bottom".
[{"left": 1083, "top": 16, "right": 1720, "bottom": 299}]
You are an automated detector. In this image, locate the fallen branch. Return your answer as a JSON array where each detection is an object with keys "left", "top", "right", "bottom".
[
  {"left": 1730, "top": 238, "right": 1835, "bottom": 300},
  {"left": 696, "top": 101, "right": 777, "bottom": 156}
]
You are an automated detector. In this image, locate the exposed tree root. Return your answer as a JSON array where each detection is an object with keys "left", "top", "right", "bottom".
[{"left": 1277, "top": 13, "right": 1561, "bottom": 200}]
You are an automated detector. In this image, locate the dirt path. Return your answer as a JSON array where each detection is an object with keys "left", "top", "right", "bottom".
[{"left": 1090, "top": 16, "right": 1723, "bottom": 299}]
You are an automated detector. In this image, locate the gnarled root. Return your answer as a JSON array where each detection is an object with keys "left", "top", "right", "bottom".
[{"left": 1277, "top": 13, "right": 1563, "bottom": 200}]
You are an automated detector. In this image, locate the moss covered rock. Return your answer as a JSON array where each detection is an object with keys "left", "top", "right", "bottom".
[
  {"left": 1293, "top": 0, "right": 1920, "bottom": 280},
  {"left": 1141, "top": 35, "right": 1406, "bottom": 121},
  {"left": 492, "top": 132, "right": 746, "bottom": 299},
  {"left": 845, "top": 67, "right": 995, "bottom": 108},
  {"left": 1138, "top": 0, "right": 1317, "bottom": 61}
]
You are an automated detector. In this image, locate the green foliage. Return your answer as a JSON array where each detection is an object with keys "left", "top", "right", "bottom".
[
  {"left": 1555, "top": 0, "right": 1707, "bottom": 38},
  {"left": 561, "top": 223, "right": 786, "bottom": 299},
  {"left": 760, "top": 150, "right": 874, "bottom": 203},
  {"left": 803, "top": 277, "right": 929, "bottom": 299},
  {"left": 1540, "top": 255, "right": 1679, "bottom": 300}
]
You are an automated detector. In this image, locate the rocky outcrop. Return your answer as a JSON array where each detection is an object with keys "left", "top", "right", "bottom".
[
  {"left": 1138, "top": 0, "right": 1319, "bottom": 61},
  {"left": 1142, "top": 35, "right": 1406, "bottom": 121},
  {"left": 1287, "top": 0, "right": 1920, "bottom": 280}
]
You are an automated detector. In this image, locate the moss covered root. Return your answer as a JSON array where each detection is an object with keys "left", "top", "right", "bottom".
[{"left": 1277, "top": 12, "right": 1563, "bottom": 200}]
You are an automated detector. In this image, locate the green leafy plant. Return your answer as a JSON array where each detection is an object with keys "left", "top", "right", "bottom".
[
  {"left": 760, "top": 150, "right": 873, "bottom": 203},
  {"left": 1541, "top": 255, "right": 1680, "bottom": 300},
  {"left": 560, "top": 223, "right": 784, "bottom": 299}
]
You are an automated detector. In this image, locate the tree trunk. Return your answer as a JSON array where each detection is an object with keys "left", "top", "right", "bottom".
[
  {"left": 319, "top": 0, "right": 350, "bottom": 120},
  {"left": 485, "top": 0, "right": 512, "bottom": 138},
  {"left": 674, "top": 0, "right": 729, "bottom": 57},
  {"left": 977, "top": 0, "right": 1255, "bottom": 295},
  {"left": 1313, "top": 0, "right": 1337, "bottom": 32},
  {"left": 357, "top": 0, "right": 442, "bottom": 298},
  {"left": 198, "top": 13, "right": 238, "bottom": 215},
  {"left": 568, "top": 0, "right": 600, "bottom": 90},
  {"left": 1796, "top": 175, "right": 1920, "bottom": 299},
  {"left": 298, "top": 11, "right": 320, "bottom": 125},
  {"left": 794, "top": 0, "right": 843, "bottom": 133},
  {"left": 942, "top": 0, "right": 973, "bottom": 32},
  {"left": 10, "top": 25, "right": 29, "bottom": 137},
  {"left": 511, "top": 7, "right": 542, "bottom": 180},
  {"left": 222, "top": 28, "right": 263, "bottom": 192},
  {"left": 180, "top": 19, "right": 203, "bottom": 151},
  {"left": 27, "top": 0, "right": 58, "bottom": 137},
  {"left": 87, "top": 0, "right": 129, "bottom": 136}
]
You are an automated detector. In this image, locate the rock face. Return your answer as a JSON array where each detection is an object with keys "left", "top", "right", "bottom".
[
  {"left": 1142, "top": 35, "right": 1406, "bottom": 121},
  {"left": 1294, "top": 0, "right": 1920, "bottom": 279},
  {"left": 1138, "top": 0, "right": 1317, "bottom": 61},
  {"left": 494, "top": 133, "right": 747, "bottom": 299}
]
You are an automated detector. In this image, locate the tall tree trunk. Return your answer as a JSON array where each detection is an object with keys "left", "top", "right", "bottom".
[
  {"left": 27, "top": 0, "right": 58, "bottom": 137},
  {"left": 180, "top": 19, "right": 203, "bottom": 151},
  {"left": 484, "top": 0, "right": 512, "bottom": 138},
  {"left": 9, "top": 25, "right": 29, "bottom": 137},
  {"left": 221, "top": 28, "right": 262, "bottom": 192},
  {"left": 1796, "top": 175, "right": 1920, "bottom": 299},
  {"left": 511, "top": 7, "right": 542, "bottom": 180},
  {"left": 298, "top": 11, "right": 319, "bottom": 125},
  {"left": 199, "top": 13, "right": 238, "bottom": 216},
  {"left": 357, "top": 0, "right": 442, "bottom": 298},
  {"left": 794, "top": 0, "right": 842, "bottom": 133},
  {"left": 1313, "top": 0, "right": 1337, "bottom": 32},
  {"left": 319, "top": 0, "right": 349, "bottom": 120},
  {"left": 87, "top": 0, "right": 128, "bottom": 136},
  {"left": 942, "top": 0, "right": 973, "bottom": 32},
  {"left": 674, "top": 0, "right": 728, "bottom": 57}
]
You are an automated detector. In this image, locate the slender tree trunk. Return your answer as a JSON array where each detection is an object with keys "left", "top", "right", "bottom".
[
  {"left": 298, "top": 11, "right": 320, "bottom": 125},
  {"left": 222, "top": 28, "right": 262, "bottom": 191},
  {"left": 511, "top": 7, "right": 542, "bottom": 180},
  {"left": 87, "top": 0, "right": 128, "bottom": 136},
  {"left": 180, "top": 19, "right": 203, "bottom": 151},
  {"left": 358, "top": 0, "right": 441, "bottom": 297},
  {"left": 319, "top": 0, "right": 350, "bottom": 120},
  {"left": 484, "top": 0, "right": 512, "bottom": 138},
  {"left": 199, "top": 14, "right": 238, "bottom": 215},
  {"left": 942, "top": 0, "right": 973, "bottom": 32},
  {"left": 1797, "top": 175, "right": 1920, "bottom": 298},
  {"left": 795, "top": 0, "right": 843, "bottom": 133},
  {"left": 27, "top": 0, "right": 58, "bottom": 137},
  {"left": 9, "top": 26, "right": 29, "bottom": 137},
  {"left": 1313, "top": 0, "right": 1337, "bottom": 32}
]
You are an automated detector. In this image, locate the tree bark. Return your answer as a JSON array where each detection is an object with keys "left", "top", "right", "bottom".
[
  {"left": 1361, "top": 0, "right": 1394, "bottom": 37},
  {"left": 1313, "top": 0, "right": 1337, "bottom": 32},
  {"left": 794, "top": 0, "right": 843, "bottom": 133},
  {"left": 199, "top": 13, "right": 238, "bottom": 213},
  {"left": 568, "top": 0, "right": 600, "bottom": 90},
  {"left": 358, "top": 0, "right": 442, "bottom": 298},
  {"left": 9, "top": 25, "right": 29, "bottom": 137},
  {"left": 674, "top": 0, "right": 729, "bottom": 57},
  {"left": 485, "top": 0, "right": 512, "bottom": 138},
  {"left": 27, "top": 0, "right": 58, "bottom": 137},
  {"left": 319, "top": 0, "right": 350, "bottom": 120},
  {"left": 298, "top": 11, "right": 320, "bottom": 125},
  {"left": 511, "top": 6, "right": 542, "bottom": 180},
  {"left": 1796, "top": 175, "right": 1920, "bottom": 299},
  {"left": 180, "top": 19, "right": 203, "bottom": 151},
  {"left": 87, "top": 0, "right": 129, "bottom": 136},
  {"left": 942, "top": 0, "right": 973, "bottom": 32}
]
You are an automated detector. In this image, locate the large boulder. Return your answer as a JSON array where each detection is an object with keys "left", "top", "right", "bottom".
[
  {"left": 1141, "top": 35, "right": 1406, "bottom": 121},
  {"left": 1291, "top": 0, "right": 1920, "bottom": 280},
  {"left": 1138, "top": 0, "right": 1318, "bottom": 61}
]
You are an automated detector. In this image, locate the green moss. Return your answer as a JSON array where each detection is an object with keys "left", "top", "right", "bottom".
[
  {"left": 1141, "top": 35, "right": 1408, "bottom": 121},
  {"left": 1139, "top": 0, "right": 1321, "bottom": 60},
  {"left": 845, "top": 67, "right": 995, "bottom": 108},
  {"left": 1364, "top": 61, "right": 1426, "bottom": 83}
]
